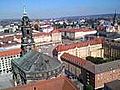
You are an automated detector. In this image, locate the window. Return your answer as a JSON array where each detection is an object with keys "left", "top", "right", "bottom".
[
  {"left": 98, "top": 77, "right": 100, "bottom": 80},
  {"left": 53, "top": 70, "right": 56, "bottom": 74},
  {"left": 48, "top": 72, "right": 51, "bottom": 75},
  {"left": 87, "top": 72, "right": 90, "bottom": 75},
  {"left": 87, "top": 81, "right": 90, "bottom": 85},
  {"left": 27, "top": 30, "right": 30, "bottom": 34},
  {"left": 113, "top": 70, "right": 115, "bottom": 72},
  {"left": 0, "top": 70, "right": 2, "bottom": 74},
  {"left": 87, "top": 78, "right": 90, "bottom": 81}
]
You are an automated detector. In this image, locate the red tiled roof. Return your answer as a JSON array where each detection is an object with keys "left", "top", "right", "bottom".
[
  {"left": 33, "top": 32, "right": 50, "bottom": 37},
  {"left": 34, "top": 29, "right": 60, "bottom": 37},
  {"left": 59, "top": 28, "right": 96, "bottom": 33},
  {"left": 4, "top": 76, "right": 78, "bottom": 90},
  {"left": 32, "top": 29, "right": 60, "bottom": 37},
  {"left": 50, "top": 29, "right": 60, "bottom": 33},
  {"left": 15, "top": 35, "right": 21, "bottom": 39},
  {"left": 55, "top": 38, "right": 104, "bottom": 52},
  {"left": 0, "top": 29, "right": 61, "bottom": 43},
  {"left": 61, "top": 53, "right": 95, "bottom": 73},
  {"left": 61, "top": 53, "right": 87, "bottom": 66},
  {"left": 0, "top": 48, "right": 21, "bottom": 57}
]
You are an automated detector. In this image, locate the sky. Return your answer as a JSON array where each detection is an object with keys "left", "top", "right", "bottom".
[{"left": 0, "top": 0, "right": 120, "bottom": 19}]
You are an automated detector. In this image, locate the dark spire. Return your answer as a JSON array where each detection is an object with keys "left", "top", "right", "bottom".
[{"left": 112, "top": 10, "right": 117, "bottom": 26}]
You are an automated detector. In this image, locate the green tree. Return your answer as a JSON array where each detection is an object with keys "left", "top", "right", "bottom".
[{"left": 86, "top": 85, "right": 93, "bottom": 90}]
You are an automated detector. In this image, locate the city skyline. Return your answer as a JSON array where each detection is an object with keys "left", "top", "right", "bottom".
[{"left": 0, "top": 0, "right": 120, "bottom": 19}]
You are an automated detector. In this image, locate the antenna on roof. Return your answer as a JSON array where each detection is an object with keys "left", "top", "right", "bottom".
[{"left": 23, "top": 0, "right": 27, "bottom": 16}]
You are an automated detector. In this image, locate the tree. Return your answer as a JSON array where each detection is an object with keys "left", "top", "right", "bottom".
[
  {"left": 86, "top": 85, "right": 93, "bottom": 90},
  {"left": 63, "top": 22, "right": 67, "bottom": 28},
  {"left": 86, "top": 56, "right": 105, "bottom": 64}
]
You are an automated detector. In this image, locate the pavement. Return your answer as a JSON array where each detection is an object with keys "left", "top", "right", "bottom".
[
  {"left": 0, "top": 73, "right": 14, "bottom": 89},
  {"left": 0, "top": 43, "right": 59, "bottom": 89},
  {"left": 40, "top": 44, "right": 58, "bottom": 57}
]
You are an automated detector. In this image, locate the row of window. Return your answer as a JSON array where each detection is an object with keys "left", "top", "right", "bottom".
[
  {"left": 0, "top": 54, "right": 20, "bottom": 74},
  {"left": 0, "top": 55, "right": 20, "bottom": 60},
  {"left": 65, "top": 63, "right": 81, "bottom": 77},
  {"left": 0, "top": 68, "right": 12, "bottom": 74}
]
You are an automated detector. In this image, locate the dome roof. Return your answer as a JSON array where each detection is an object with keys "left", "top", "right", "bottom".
[{"left": 12, "top": 51, "right": 62, "bottom": 73}]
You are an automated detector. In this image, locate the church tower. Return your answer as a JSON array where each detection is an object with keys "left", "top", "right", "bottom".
[
  {"left": 20, "top": 6, "right": 35, "bottom": 56},
  {"left": 112, "top": 10, "right": 117, "bottom": 26}
]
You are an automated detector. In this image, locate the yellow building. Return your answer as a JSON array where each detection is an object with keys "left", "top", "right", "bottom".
[{"left": 53, "top": 38, "right": 104, "bottom": 60}]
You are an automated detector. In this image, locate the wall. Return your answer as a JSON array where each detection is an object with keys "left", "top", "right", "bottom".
[
  {"left": 57, "top": 44, "right": 104, "bottom": 60},
  {"left": 0, "top": 54, "right": 20, "bottom": 74},
  {"left": 95, "top": 69, "right": 120, "bottom": 89}
]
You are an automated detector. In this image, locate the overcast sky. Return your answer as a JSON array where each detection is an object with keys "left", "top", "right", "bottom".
[{"left": 0, "top": 0, "right": 120, "bottom": 19}]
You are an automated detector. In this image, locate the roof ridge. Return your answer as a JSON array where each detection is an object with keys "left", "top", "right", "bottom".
[{"left": 55, "top": 38, "right": 104, "bottom": 52}]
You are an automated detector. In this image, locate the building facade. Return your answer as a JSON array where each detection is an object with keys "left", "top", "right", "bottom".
[
  {"left": 104, "top": 40, "right": 120, "bottom": 60},
  {"left": 61, "top": 53, "right": 120, "bottom": 90},
  {"left": 53, "top": 38, "right": 104, "bottom": 60},
  {"left": 12, "top": 51, "right": 63, "bottom": 86},
  {"left": 0, "top": 49, "right": 21, "bottom": 74},
  {"left": 59, "top": 28, "right": 97, "bottom": 40}
]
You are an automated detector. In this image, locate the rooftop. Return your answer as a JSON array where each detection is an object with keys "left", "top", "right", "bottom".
[
  {"left": 0, "top": 48, "right": 21, "bottom": 57},
  {"left": 12, "top": 51, "right": 62, "bottom": 73},
  {"left": 99, "top": 31, "right": 120, "bottom": 40},
  {"left": 54, "top": 37, "right": 104, "bottom": 52},
  {"left": 58, "top": 28, "right": 96, "bottom": 33},
  {"left": 104, "top": 80, "right": 120, "bottom": 90},
  {"left": 61, "top": 53, "right": 95, "bottom": 73},
  {"left": 3, "top": 76, "right": 78, "bottom": 90},
  {"left": 61, "top": 53, "right": 120, "bottom": 74}
]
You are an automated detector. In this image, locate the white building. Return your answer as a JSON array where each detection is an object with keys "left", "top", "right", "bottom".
[
  {"left": 14, "top": 29, "right": 62, "bottom": 46},
  {"left": 0, "top": 26, "right": 4, "bottom": 32},
  {"left": 0, "top": 48, "right": 21, "bottom": 74},
  {"left": 59, "top": 28, "right": 97, "bottom": 40}
]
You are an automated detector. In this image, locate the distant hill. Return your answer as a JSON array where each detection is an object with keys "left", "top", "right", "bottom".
[
  {"left": 0, "top": 13, "right": 120, "bottom": 23},
  {"left": 58, "top": 13, "right": 120, "bottom": 20}
]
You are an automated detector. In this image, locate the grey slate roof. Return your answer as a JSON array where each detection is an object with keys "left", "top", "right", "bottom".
[
  {"left": 95, "top": 60, "right": 120, "bottom": 74},
  {"left": 12, "top": 51, "right": 62, "bottom": 73},
  {"left": 85, "top": 59, "right": 120, "bottom": 74},
  {"left": 105, "top": 80, "right": 120, "bottom": 90}
]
